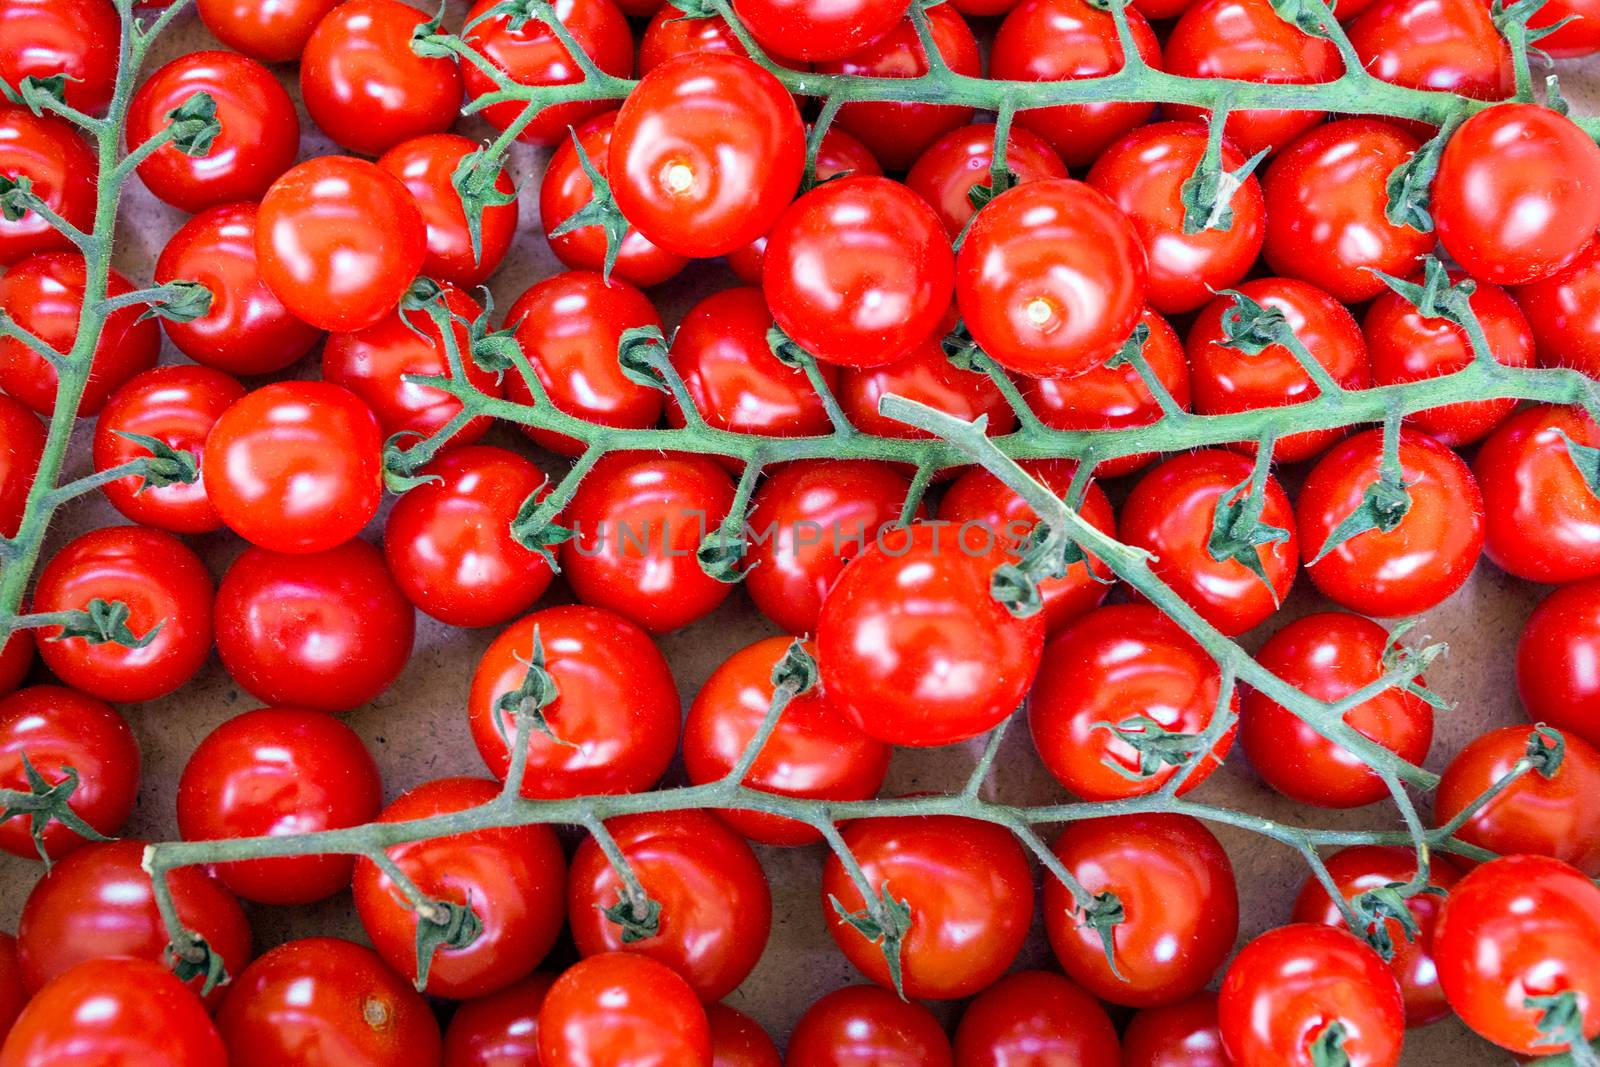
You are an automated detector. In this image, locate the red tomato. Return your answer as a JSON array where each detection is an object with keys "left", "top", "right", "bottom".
[
  {"left": 0, "top": 627, "right": 31, "bottom": 698},
  {"left": 0, "top": 934, "right": 20, "bottom": 1044},
  {"left": 17, "top": 839, "right": 251, "bottom": 1008},
  {"left": 256, "top": 155, "right": 427, "bottom": 332},
  {"left": 953, "top": 970, "right": 1119, "bottom": 1067},
  {"left": 1119, "top": 450, "right": 1297, "bottom": 635},
  {"left": 468, "top": 605, "right": 680, "bottom": 798},
  {"left": 708, "top": 1004, "right": 781, "bottom": 1067},
  {"left": 0, "top": 0, "right": 119, "bottom": 114},
  {"left": 991, "top": 0, "right": 1163, "bottom": 167},
  {"left": 638, "top": 4, "right": 752, "bottom": 73},
  {"left": 0, "top": 107, "right": 95, "bottom": 267},
  {"left": 176, "top": 708, "right": 382, "bottom": 906},
  {"left": 1046, "top": 814, "right": 1236, "bottom": 1008},
  {"left": 1476, "top": 404, "right": 1600, "bottom": 582},
  {"left": 384, "top": 446, "right": 556, "bottom": 628},
  {"left": 0, "top": 253, "right": 159, "bottom": 416},
  {"left": 1086, "top": 122, "right": 1264, "bottom": 316},
  {"left": 1525, "top": 0, "right": 1600, "bottom": 55},
  {"left": 217, "top": 938, "right": 440, "bottom": 1067},
  {"left": 1122, "top": 994, "right": 1228, "bottom": 1067},
  {"left": 1347, "top": 0, "right": 1511, "bottom": 104},
  {"left": 559, "top": 452, "right": 737, "bottom": 633},
  {"left": 837, "top": 334, "right": 1017, "bottom": 441},
  {"left": 1163, "top": 0, "right": 1343, "bottom": 157},
  {"left": 787, "top": 985, "right": 953, "bottom": 1067},
  {"left": 817, "top": 521, "right": 1046, "bottom": 747},
  {"left": 956, "top": 178, "right": 1147, "bottom": 378},
  {"left": 379, "top": 133, "right": 519, "bottom": 289},
  {"left": 0, "top": 958, "right": 222, "bottom": 1067},
  {"left": 539, "top": 953, "right": 711, "bottom": 1066},
  {"left": 354, "top": 777, "right": 566, "bottom": 998},
  {"left": 196, "top": 0, "right": 340, "bottom": 61},
  {"left": 299, "top": 0, "right": 461, "bottom": 156},
  {"left": 215, "top": 540, "right": 416, "bottom": 713},
  {"left": 683, "top": 636, "right": 888, "bottom": 846},
  {"left": 905, "top": 124, "right": 1067, "bottom": 240},
  {"left": 1516, "top": 237, "right": 1600, "bottom": 378},
  {"left": 1434, "top": 104, "right": 1600, "bottom": 286},
  {"left": 442, "top": 974, "right": 556, "bottom": 1067},
  {"left": 0, "top": 685, "right": 137, "bottom": 861},
  {"left": 1519, "top": 577, "right": 1600, "bottom": 750},
  {"left": 730, "top": 0, "right": 907, "bottom": 62},
  {"left": 0, "top": 393, "right": 43, "bottom": 537}
]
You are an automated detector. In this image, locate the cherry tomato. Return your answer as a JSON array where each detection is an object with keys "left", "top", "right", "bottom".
[
  {"left": 837, "top": 333, "right": 1017, "bottom": 441},
  {"left": 0, "top": 252, "right": 159, "bottom": 417},
  {"left": 0, "top": 107, "right": 95, "bottom": 267},
  {"left": 1516, "top": 237, "right": 1600, "bottom": 378},
  {"left": 956, "top": 178, "right": 1147, "bottom": 378},
  {"left": 442, "top": 974, "right": 556, "bottom": 1067},
  {"left": 1518, "top": 578, "right": 1600, "bottom": 750},
  {"left": 638, "top": 4, "right": 756, "bottom": 73},
  {"left": 1476, "top": 404, "right": 1600, "bottom": 583},
  {"left": 952, "top": 970, "right": 1119, "bottom": 1067},
  {"left": 1347, "top": 0, "right": 1511, "bottom": 105},
  {"left": 0, "top": 627, "right": 31, "bottom": 698},
  {"left": 787, "top": 985, "right": 952, "bottom": 1067},
  {"left": 0, "top": 685, "right": 137, "bottom": 862},
  {"left": 708, "top": 1004, "right": 781, "bottom": 1067},
  {"left": 1120, "top": 450, "right": 1298, "bottom": 635},
  {"left": 379, "top": 133, "right": 519, "bottom": 289},
  {"left": 0, "top": 0, "right": 119, "bottom": 114},
  {"left": 215, "top": 539, "right": 416, "bottom": 713},
  {"left": 0, "top": 393, "right": 43, "bottom": 537},
  {"left": 730, "top": 0, "right": 908, "bottom": 62},
  {"left": 0, "top": 934, "right": 20, "bottom": 1044},
  {"left": 196, "top": 0, "right": 340, "bottom": 61},
  {"left": 1524, "top": 0, "right": 1600, "bottom": 55},
  {"left": 256, "top": 155, "right": 427, "bottom": 332},
  {"left": 1122, "top": 994, "right": 1229, "bottom": 1067},
  {"left": 539, "top": 953, "right": 711, "bottom": 1066},
  {"left": 468, "top": 605, "right": 680, "bottom": 799},
  {"left": 683, "top": 636, "right": 888, "bottom": 846},
  {"left": 905, "top": 124, "right": 1067, "bottom": 241},
  {"left": 991, "top": 0, "right": 1163, "bottom": 167},
  {"left": 176, "top": 708, "right": 382, "bottom": 906},
  {"left": 1029, "top": 603, "right": 1238, "bottom": 800}
]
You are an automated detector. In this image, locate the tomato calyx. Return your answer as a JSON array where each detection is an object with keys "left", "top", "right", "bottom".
[
  {"left": 2, "top": 74, "right": 72, "bottom": 119},
  {"left": 137, "top": 279, "right": 215, "bottom": 324},
  {"left": 828, "top": 880, "right": 914, "bottom": 997},
  {"left": 0, "top": 752, "right": 112, "bottom": 864},
  {"left": 1346, "top": 882, "right": 1428, "bottom": 961},
  {"left": 1309, "top": 1018, "right": 1351, "bottom": 1067},
  {"left": 412, "top": 896, "right": 485, "bottom": 991},
  {"left": 1091, "top": 716, "right": 1211, "bottom": 781},
  {"left": 165, "top": 928, "right": 231, "bottom": 996},
  {"left": 1380, "top": 621, "right": 1451, "bottom": 711},
  {"left": 1207, "top": 471, "right": 1293, "bottom": 599},
  {"left": 1528, "top": 724, "right": 1571, "bottom": 779},
  {"left": 493, "top": 626, "right": 574, "bottom": 751},
  {"left": 162, "top": 91, "right": 222, "bottom": 158},
  {"left": 509, "top": 492, "right": 575, "bottom": 570},
  {"left": 1310, "top": 418, "right": 1415, "bottom": 563},
  {"left": 1384, "top": 123, "right": 1454, "bottom": 233},
  {"left": 108, "top": 430, "right": 201, "bottom": 491},
  {"left": 548, "top": 130, "right": 631, "bottom": 283},
  {"left": 1179, "top": 123, "right": 1269, "bottom": 235},
  {"left": 1369, "top": 255, "right": 1477, "bottom": 329},
  {"left": 37, "top": 597, "right": 163, "bottom": 649},
  {"left": 600, "top": 889, "right": 664, "bottom": 943},
  {"left": 451, "top": 147, "right": 519, "bottom": 266},
  {"left": 1525, "top": 990, "right": 1597, "bottom": 1061}
]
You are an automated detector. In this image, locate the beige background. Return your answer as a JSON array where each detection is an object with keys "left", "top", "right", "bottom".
[{"left": 0, "top": 4, "right": 1592, "bottom": 1061}]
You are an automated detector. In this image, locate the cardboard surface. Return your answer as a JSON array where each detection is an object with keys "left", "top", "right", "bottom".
[{"left": 0, "top": 6, "right": 1593, "bottom": 1061}]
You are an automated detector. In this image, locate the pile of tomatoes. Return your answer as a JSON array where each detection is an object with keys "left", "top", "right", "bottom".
[{"left": 7, "top": 0, "right": 1600, "bottom": 1063}]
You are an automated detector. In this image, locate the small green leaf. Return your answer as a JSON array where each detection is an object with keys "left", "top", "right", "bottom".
[
  {"left": 510, "top": 488, "right": 574, "bottom": 571},
  {"left": 1367, "top": 256, "right": 1475, "bottom": 327},
  {"left": 165, "top": 931, "right": 230, "bottom": 996},
  {"left": 494, "top": 627, "right": 575, "bottom": 749},
  {"left": 770, "top": 639, "right": 819, "bottom": 695},
  {"left": 409, "top": 0, "right": 456, "bottom": 57},
  {"left": 413, "top": 897, "right": 483, "bottom": 992},
  {"left": 830, "top": 883, "right": 914, "bottom": 999},
  {"left": 1180, "top": 144, "right": 1269, "bottom": 234},
  {"left": 451, "top": 147, "right": 518, "bottom": 266},
  {"left": 550, "top": 128, "right": 632, "bottom": 284},
  {"left": 616, "top": 324, "right": 673, "bottom": 393},
  {"left": 1080, "top": 891, "right": 1126, "bottom": 980},
  {"left": 1091, "top": 716, "right": 1209, "bottom": 780},
  {"left": 166, "top": 92, "right": 221, "bottom": 158},
  {"left": 1213, "top": 289, "right": 1291, "bottom": 356},
  {"left": 1527, "top": 990, "right": 1592, "bottom": 1052},
  {"left": 1557, "top": 428, "right": 1600, "bottom": 502},
  {"left": 966, "top": 167, "right": 1018, "bottom": 212},
  {"left": 1310, "top": 474, "right": 1413, "bottom": 563},
  {"left": 1207, "top": 475, "right": 1291, "bottom": 599},
  {"left": 16, "top": 75, "right": 72, "bottom": 117},
  {"left": 1310, "top": 1020, "right": 1351, "bottom": 1067},
  {"left": 47, "top": 599, "right": 163, "bottom": 649},
  {"left": 1385, "top": 125, "right": 1452, "bottom": 233},
  {"left": 1, "top": 754, "right": 112, "bottom": 867},
  {"left": 601, "top": 891, "right": 663, "bottom": 943},
  {"left": 139, "top": 280, "right": 213, "bottom": 324},
  {"left": 1348, "top": 882, "right": 1422, "bottom": 960},
  {"left": 381, "top": 432, "right": 443, "bottom": 496},
  {"left": 1380, "top": 620, "right": 1452, "bottom": 711},
  {"left": 111, "top": 431, "right": 200, "bottom": 492},
  {"left": 0, "top": 174, "right": 40, "bottom": 222}
]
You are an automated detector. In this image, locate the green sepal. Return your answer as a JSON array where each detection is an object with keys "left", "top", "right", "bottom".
[
  {"left": 381, "top": 431, "right": 443, "bottom": 496},
  {"left": 409, "top": 0, "right": 456, "bottom": 58},
  {"left": 1207, "top": 475, "right": 1291, "bottom": 600},
  {"left": 1080, "top": 891, "right": 1126, "bottom": 980},
  {"left": 766, "top": 324, "right": 811, "bottom": 368},
  {"left": 451, "top": 148, "right": 518, "bottom": 267},
  {"left": 966, "top": 167, "right": 1018, "bottom": 212},
  {"left": 1269, "top": 0, "right": 1337, "bottom": 36},
  {"left": 662, "top": 0, "right": 721, "bottom": 17},
  {"left": 1556, "top": 428, "right": 1600, "bottom": 503},
  {"left": 549, "top": 128, "right": 631, "bottom": 284},
  {"left": 494, "top": 627, "right": 575, "bottom": 749},
  {"left": 1104, "top": 320, "right": 1152, "bottom": 370},
  {"left": 490, "top": 0, "right": 558, "bottom": 34},
  {"left": 1213, "top": 289, "right": 1291, "bottom": 356},
  {"left": 1367, "top": 256, "right": 1475, "bottom": 327},
  {"left": 1310, "top": 1020, "right": 1351, "bottom": 1067},
  {"left": 46, "top": 599, "right": 163, "bottom": 649},
  {"left": 1528, "top": 725, "right": 1568, "bottom": 779},
  {"left": 1309, "top": 473, "right": 1413, "bottom": 563},
  {"left": 1, "top": 753, "right": 112, "bottom": 867},
  {"left": 1385, "top": 125, "right": 1452, "bottom": 233},
  {"left": 510, "top": 488, "right": 575, "bottom": 571},
  {"left": 138, "top": 280, "right": 213, "bottom": 324},
  {"left": 166, "top": 92, "right": 220, "bottom": 158},
  {"left": 829, "top": 883, "right": 914, "bottom": 999},
  {"left": 697, "top": 526, "right": 747, "bottom": 584},
  {"left": 165, "top": 932, "right": 230, "bottom": 996},
  {"left": 1090, "top": 716, "right": 1208, "bottom": 781},
  {"left": 770, "top": 638, "right": 819, "bottom": 695},
  {"left": 990, "top": 561, "right": 1044, "bottom": 620},
  {"left": 1548, "top": 73, "right": 1573, "bottom": 116},
  {"left": 1348, "top": 882, "right": 1423, "bottom": 960},
  {"left": 413, "top": 897, "right": 483, "bottom": 992},
  {"left": 617, "top": 324, "right": 673, "bottom": 393},
  {"left": 111, "top": 431, "right": 200, "bottom": 492},
  {"left": 1180, "top": 144, "right": 1268, "bottom": 234},
  {"left": 1527, "top": 990, "right": 1592, "bottom": 1052},
  {"left": 601, "top": 891, "right": 664, "bottom": 943},
  {"left": 7, "top": 75, "right": 72, "bottom": 118},
  {"left": 941, "top": 321, "right": 987, "bottom": 372},
  {"left": 0, "top": 174, "right": 40, "bottom": 223}
]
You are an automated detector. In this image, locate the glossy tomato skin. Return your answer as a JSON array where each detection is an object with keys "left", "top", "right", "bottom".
[
  {"left": 0, "top": 685, "right": 137, "bottom": 861},
  {"left": 956, "top": 178, "right": 1147, "bottom": 378},
  {"left": 682, "top": 636, "right": 889, "bottom": 846},
  {"left": 0, "top": 934, "right": 19, "bottom": 1044},
  {"left": 818, "top": 522, "right": 1045, "bottom": 747},
  {"left": 257, "top": 155, "right": 427, "bottom": 332},
  {"left": 355, "top": 777, "right": 566, "bottom": 998},
  {"left": 1347, "top": 0, "right": 1511, "bottom": 105},
  {"left": 0, "top": 396, "right": 41, "bottom": 539},
  {"left": 787, "top": 985, "right": 953, "bottom": 1067},
  {"left": 824, "top": 814, "right": 1033, "bottom": 1000},
  {"left": 1029, "top": 603, "right": 1238, "bottom": 799},
  {"left": 1434, "top": 104, "right": 1600, "bottom": 285},
  {"left": 952, "top": 970, "right": 1118, "bottom": 1067},
  {"left": 1524, "top": 0, "right": 1600, "bottom": 55},
  {"left": 1516, "top": 237, "right": 1600, "bottom": 377},
  {"left": 217, "top": 938, "right": 441, "bottom": 1067},
  {"left": 837, "top": 334, "right": 1017, "bottom": 442},
  {"left": 1046, "top": 814, "right": 1237, "bottom": 1008},
  {"left": 177, "top": 708, "right": 383, "bottom": 906},
  {"left": 1218, "top": 924, "right": 1405, "bottom": 1067},
  {"left": 1086, "top": 122, "right": 1264, "bottom": 316},
  {"left": 0, "top": 0, "right": 119, "bottom": 113},
  {"left": 0, "top": 253, "right": 159, "bottom": 416},
  {"left": 1122, "top": 994, "right": 1229, "bottom": 1067},
  {"left": 0, "top": 958, "right": 223, "bottom": 1067},
  {"left": 730, "top": 0, "right": 906, "bottom": 62},
  {"left": 0, "top": 629, "right": 31, "bottom": 698},
  {"left": 379, "top": 133, "right": 519, "bottom": 289},
  {"left": 765, "top": 175, "right": 953, "bottom": 369},
  {"left": 215, "top": 540, "right": 416, "bottom": 713},
  {"left": 0, "top": 107, "right": 95, "bottom": 267},
  {"left": 991, "top": 0, "right": 1162, "bottom": 167},
  {"left": 905, "top": 123, "right": 1068, "bottom": 240},
  {"left": 537, "top": 953, "right": 711, "bottom": 1067},
  {"left": 1518, "top": 578, "right": 1600, "bottom": 749},
  {"left": 1476, "top": 405, "right": 1600, "bottom": 582},
  {"left": 197, "top": 0, "right": 340, "bottom": 61},
  {"left": 708, "top": 1004, "right": 781, "bottom": 1067},
  {"left": 1120, "top": 450, "right": 1298, "bottom": 635},
  {"left": 442, "top": 973, "right": 556, "bottom": 1067},
  {"left": 638, "top": 4, "right": 757, "bottom": 73},
  {"left": 468, "top": 605, "right": 680, "bottom": 799}
]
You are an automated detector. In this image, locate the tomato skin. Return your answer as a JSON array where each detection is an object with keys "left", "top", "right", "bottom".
[
  {"left": 638, "top": 4, "right": 751, "bottom": 73},
  {"left": 217, "top": 938, "right": 441, "bottom": 1067},
  {"left": 176, "top": 708, "right": 382, "bottom": 906},
  {"left": 787, "top": 985, "right": 953, "bottom": 1067},
  {"left": 683, "top": 637, "right": 888, "bottom": 846},
  {"left": 991, "top": 0, "right": 1163, "bottom": 167},
  {"left": 1516, "top": 237, "right": 1600, "bottom": 377},
  {"left": 1435, "top": 104, "right": 1600, "bottom": 286},
  {"left": 468, "top": 605, "right": 680, "bottom": 799},
  {"left": 442, "top": 974, "right": 555, "bottom": 1067},
  {"left": 1347, "top": 0, "right": 1511, "bottom": 104},
  {"left": 538, "top": 953, "right": 711, "bottom": 1067},
  {"left": 0, "top": 107, "right": 95, "bottom": 267},
  {"left": 906, "top": 124, "right": 1068, "bottom": 241},
  {"left": 707, "top": 1004, "right": 781, "bottom": 1067},
  {"left": 838, "top": 334, "right": 1017, "bottom": 442},
  {"left": 0, "top": 253, "right": 159, "bottom": 417},
  {"left": 0, "top": 628, "right": 31, "bottom": 698},
  {"left": 1525, "top": 0, "right": 1600, "bottom": 55},
  {"left": 257, "top": 155, "right": 427, "bottom": 333},
  {"left": 1476, "top": 405, "right": 1600, "bottom": 583},
  {"left": 956, "top": 178, "right": 1147, "bottom": 378},
  {"left": 0, "top": 685, "right": 138, "bottom": 862},
  {"left": 0, "top": 957, "right": 223, "bottom": 1067},
  {"left": 0, "top": 393, "right": 43, "bottom": 538},
  {"left": 1518, "top": 578, "right": 1600, "bottom": 750},
  {"left": 215, "top": 540, "right": 416, "bottom": 713},
  {"left": 0, "top": 0, "right": 119, "bottom": 114},
  {"left": 731, "top": 0, "right": 907, "bottom": 62},
  {"left": 953, "top": 970, "right": 1120, "bottom": 1067},
  {"left": 1122, "top": 994, "right": 1229, "bottom": 1067},
  {"left": 197, "top": 0, "right": 340, "bottom": 61},
  {"left": 0, "top": 934, "right": 20, "bottom": 1045},
  {"left": 379, "top": 133, "right": 519, "bottom": 289}
]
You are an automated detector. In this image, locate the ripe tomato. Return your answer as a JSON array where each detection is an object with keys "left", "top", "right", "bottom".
[
  {"left": 1046, "top": 814, "right": 1236, "bottom": 1008},
  {"left": 176, "top": 708, "right": 382, "bottom": 906},
  {"left": 1347, "top": 0, "right": 1511, "bottom": 104},
  {"left": 1186, "top": 277, "right": 1370, "bottom": 463},
  {"left": 0, "top": 393, "right": 43, "bottom": 537},
  {"left": 443, "top": 974, "right": 555, "bottom": 1067},
  {"left": 217, "top": 938, "right": 440, "bottom": 1067},
  {"left": 214, "top": 539, "right": 416, "bottom": 713},
  {"left": 0, "top": 934, "right": 19, "bottom": 1044},
  {"left": 17, "top": 839, "right": 251, "bottom": 1007},
  {"left": 299, "top": 0, "right": 461, "bottom": 156},
  {"left": 905, "top": 123, "right": 1068, "bottom": 240},
  {"left": 730, "top": 0, "right": 906, "bottom": 62},
  {"left": 569, "top": 811, "right": 771, "bottom": 1001},
  {"left": 787, "top": 985, "right": 953, "bottom": 1067},
  {"left": 837, "top": 334, "right": 1017, "bottom": 441},
  {"left": 256, "top": 155, "right": 427, "bottom": 332},
  {"left": 682, "top": 636, "right": 888, "bottom": 846},
  {"left": 991, "top": 0, "right": 1163, "bottom": 167},
  {"left": 818, "top": 521, "right": 1046, "bottom": 747},
  {"left": 1434, "top": 104, "right": 1600, "bottom": 286},
  {"left": 560, "top": 452, "right": 737, "bottom": 633},
  {"left": 611, "top": 53, "right": 803, "bottom": 258},
  {"left": 708, "top": 1004, "right": 781, "bottom": 1067},
  {"left": 196, "top": 0, "right": 340, "bottom": 61},
  {"left": 461, "top": 0, "right": 633, "bottom": 147},
  {"left": 354, "top": 777, "right": 566, "bottom": 998},
  {"left": 1119, "top": 450, "right": 1297, "bottom": 635},
  {"left": 1516, "top": 237, "right": 1600, "bottom": 378},
  {"left": 765, "top": 175, "right": 952, "bottom": 368},
  {"left": 1524, "top": 0, "right": 1600, "bottom": 56},
  {"left": 956, "top": 178, "right": 1147, "bottom": 378},
  {"left": 1086, "top": 122, "right": 1264, "bottom": 315},
  {"left": 0, "top": 685, "right": 137, "bottom": 861},
  {"left": 638, "top": 4, "right": 753, "bottom": 73},
  {"left": 1519, "top": 578, "right": 1600, "bottom": 750},
  {"left": 1122, "top": 994, "right": 1228, "bottom": 1067},
  {"left": 538, "top": 954, "right": 711, "bottom": 1066},
  {"left": 0, "top": 108, "right": 95, "bottom": 267},
  {"left": 0, "top": 252, "right": 159, "bottom": 416},
  {"left": 0, "top": 958, "right": 223, "bottom": 1067},
  {"left": 1476, "top": 404, "right": 1600, "bottom": 582},
  {"left": 468, "top": 605, "right": 680, "bottom": 799},
  {"left": 0, "top": 0, "right": 119, "bottom": 114},
  {"left": 953, "top": 970, "right": 1119, "bottom": 1067},
  {"left": 379, "top": 133, "right": 519, "bottom": 289},
  {"left": 0, "top": 627, "right": 32, "bottom": 698}
]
